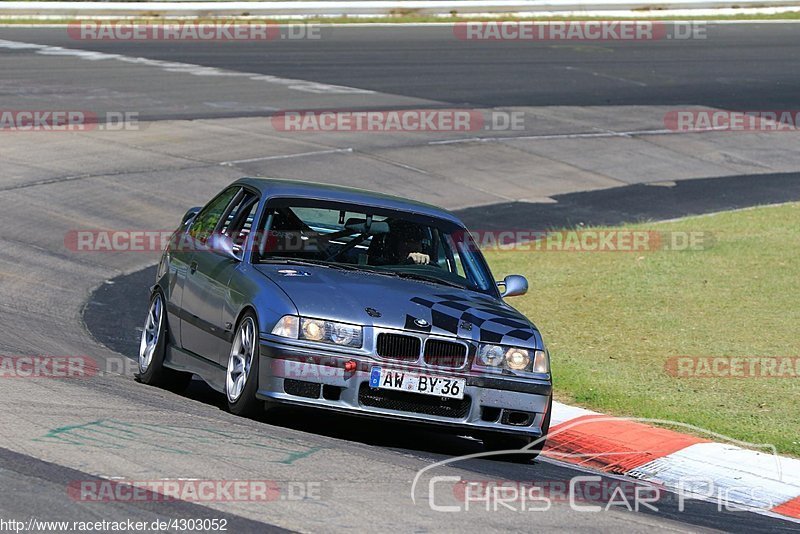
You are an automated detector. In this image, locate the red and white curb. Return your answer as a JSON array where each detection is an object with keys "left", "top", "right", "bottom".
[{"left": 545, "top": 401, "right": 800, "bottom": 522}]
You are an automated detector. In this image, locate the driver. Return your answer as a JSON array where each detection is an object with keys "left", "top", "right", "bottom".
[{"left": 387, "top": 222, "right": 431, "bottom": 265}]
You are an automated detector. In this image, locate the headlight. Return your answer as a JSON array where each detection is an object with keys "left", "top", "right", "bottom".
[
  {"left": 330, "top": 322, "right": 359, "bottom": 346},
  {"left": 505, "top": 347, "right": 531, "bottom": 370},
  {"left": 476, "top": 344, "right": 548, "bottom": 374},
  {"left": 301, "top": 318, "right": 325, "bottom": 341},
  {"left": 271, "top": 315, "right": 362, "bottom": 348},
  {"left": 478, "top": 344, "right": 505, "bottom": 366}
]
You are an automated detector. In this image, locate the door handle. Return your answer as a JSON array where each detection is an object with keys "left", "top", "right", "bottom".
[{"left": 190, "top": 261, "right": 198, "bottom": 274}]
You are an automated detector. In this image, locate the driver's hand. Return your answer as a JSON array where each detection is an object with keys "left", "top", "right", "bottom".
[{"left": 407, "top": 252, "right": 430, "bottom": 265}]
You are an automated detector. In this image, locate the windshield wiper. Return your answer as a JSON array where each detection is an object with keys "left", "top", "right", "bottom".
[
  {"left": 393, "top": 271, "right": 465, "bottom": 289},
  {"left": 260, "top": 257, "right": 335, "bottom": 268},
  {"left": 261, "top": 259, "right": 468, "bottom": 289},
  {"left": 261, "top": 257, "right": 380, "bottom": 273}
]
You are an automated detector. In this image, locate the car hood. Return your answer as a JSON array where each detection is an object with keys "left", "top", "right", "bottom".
[{"left": 254, "top": 263, "right": 542, "bottom": 348}]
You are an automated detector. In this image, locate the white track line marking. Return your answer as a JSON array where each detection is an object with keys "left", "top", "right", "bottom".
[
  {"left": 4, "top": 21, "right": 800, "bottom": 28},
  {"left": 428, "top": 128, "right": 670, "bottom": 144},
  {"left": 220, "top": 147, "right": 354, "bottom": 165},
  {"left": 426, "top": 125, "right": 737, "bottom": 145},
  {"left": 0, "top": 38, "right": 374, "bottom": 94},
  {"left": 550, "top": 400, "right": 600, "bottom": 426},
  {"left": 4, "top": 21, "right": 800, "bottom": 29},
  {"left": 563, "top": 65, "right": 648, "bottom": 87}
]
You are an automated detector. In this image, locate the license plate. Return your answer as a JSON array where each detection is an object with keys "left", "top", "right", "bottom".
[{"left": 369, "top": 367, "right": 465, "bottom": 400}]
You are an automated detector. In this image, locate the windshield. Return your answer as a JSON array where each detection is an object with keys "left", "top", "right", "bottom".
[{"left": 253, "top": 198, "right": 496, "bottom": 295}]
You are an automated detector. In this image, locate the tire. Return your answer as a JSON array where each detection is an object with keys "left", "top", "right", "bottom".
[
  {"left": 225, "top": 311, "right": 262, "bottom": 417},
  {"left": 482, "top": 397, "right": 552, "bottom": 462},
  {"left": 136, "top": 290, "right": 192, "bottom": 393}
]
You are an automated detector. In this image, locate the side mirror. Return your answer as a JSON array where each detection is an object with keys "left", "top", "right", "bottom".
[
  {"left": 209, "top": 233, "right": 241, "bottom": 262},
  {"left": 498, "top": 275, "right": 528, "bottom": 298}
]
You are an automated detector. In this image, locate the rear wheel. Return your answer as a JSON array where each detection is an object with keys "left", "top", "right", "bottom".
[
  {"left": 136, "top": 291, "right": 192, "bottom": 392},
  {"left": 226, "top": 312, "right": 262, "bottom": 417}
]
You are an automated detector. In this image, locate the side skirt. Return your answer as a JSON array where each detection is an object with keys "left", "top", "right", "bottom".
[{"left": 165, "top": 345, "right": 226, "bottom": 393}]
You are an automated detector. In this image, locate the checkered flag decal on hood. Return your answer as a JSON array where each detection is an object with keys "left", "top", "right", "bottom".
[{"left": 405, "top": 293, "right": 538, "bottom": 345}]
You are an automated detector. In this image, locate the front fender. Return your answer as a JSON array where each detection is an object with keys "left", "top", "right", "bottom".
[{"left": 223, "top": 263, "right": 298, "bottom": 339}]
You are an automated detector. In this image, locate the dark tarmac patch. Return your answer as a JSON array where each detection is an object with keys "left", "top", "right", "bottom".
[
  {"left": 3, "top": 24, "right": 800, "bottom": 112},
  {"left": 457, "top": 171, "right": 800, "bottom": 231},
  {"left": 0, "top": 447, "right": 291, "bottom": 533},
  {"left": 83, "top": 267, "right": 156, "bottom": 358}
]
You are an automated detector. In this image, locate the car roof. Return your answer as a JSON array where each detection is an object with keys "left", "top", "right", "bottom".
[{"left": 233, "top": 177, "right": 465, "bottom": 226}]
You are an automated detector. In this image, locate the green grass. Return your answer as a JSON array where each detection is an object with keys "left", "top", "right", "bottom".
[{"left": 484, "top": 203, "right": 800, "bottom": 456}]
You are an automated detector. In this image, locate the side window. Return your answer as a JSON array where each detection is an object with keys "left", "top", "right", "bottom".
[
  {"left": 222, "top": 192, "right": 260, "bottom": 254},
  {"left": 437, "top": 231, "right": 466, "bottom": 277},
  {"left": 189, "top": 187, "right": 240, "bottom": 245}
]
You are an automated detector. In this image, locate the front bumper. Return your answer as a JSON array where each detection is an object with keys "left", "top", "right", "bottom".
[{"left": 257, "top": 339, "right": 552, "bottom": 438}]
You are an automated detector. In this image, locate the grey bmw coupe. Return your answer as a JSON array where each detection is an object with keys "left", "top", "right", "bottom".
[{"left": 137, "top": 178, "right": 552, "bottom": 455}]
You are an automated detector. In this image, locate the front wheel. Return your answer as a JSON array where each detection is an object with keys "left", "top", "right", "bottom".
[
  {"left": 136, "top": 290, "right": 192, "bottom": 392},
  {"left": 226, "top": 312, "right": 262, "bottom": 417}
]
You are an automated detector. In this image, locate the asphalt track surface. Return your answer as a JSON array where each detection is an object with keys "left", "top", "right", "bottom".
[
  {"left": 2, "top": 23, "right": 800, "bottom": 533},
  {"left": 1, "top": 24, "right": 800, "bottom": 119}
]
